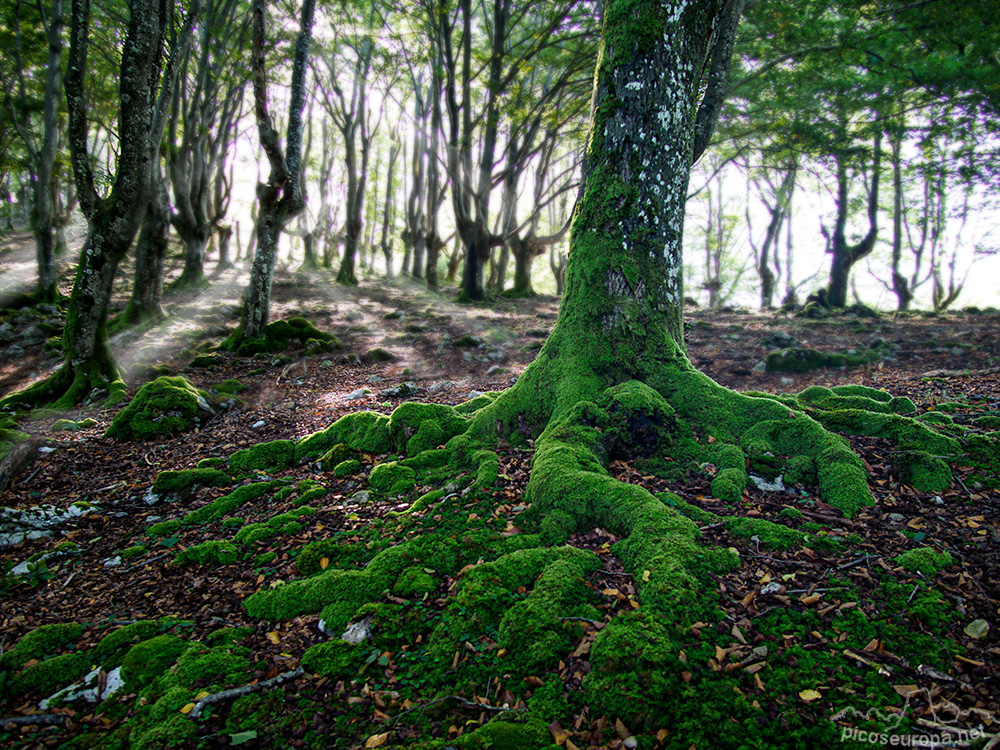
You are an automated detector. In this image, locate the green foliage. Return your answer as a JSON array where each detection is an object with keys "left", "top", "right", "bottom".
[
  {"left": 0, "top": 622, "right": 83, "bottom": 672},
  {"left": 174, "top": 540, "right": 239, "bottom": 567},
  {"left": 368, "top": 461, "right": 416, "bottom": 495},
  {"left": 9, "top": 653, "right": 90, "bottom": 696},
  {"left": 120, "top": 635, "right": 189, "bottom": 689},
  {"left": 151, "top": 468, "right": 231, "bottom": 495}
]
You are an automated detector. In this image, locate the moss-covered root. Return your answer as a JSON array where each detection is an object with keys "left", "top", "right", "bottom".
[
  {"left": 104, "top": 376, "right": 213, "bottom": 441},
  {"left": 0, "top": 356, "right": 126, "bottom": 412}
]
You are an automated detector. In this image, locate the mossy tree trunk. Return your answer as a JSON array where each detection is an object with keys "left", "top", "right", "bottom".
[
  {"left": 117, "top": 159, "right": 171, "bottom": 329},
  {"left": 2, "top": 0, "right": 193, "bottom": 409},
  {"left": 232, "top": 0, "right": 314, "bottom": 344}
]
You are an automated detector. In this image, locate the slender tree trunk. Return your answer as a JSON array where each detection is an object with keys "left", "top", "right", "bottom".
[
  {"left": 234, "top": 0, "right": 314, "bottom": 343},
  {"left": 119, "top": 160, "right": 170, "bottom": 327},
  {"left": 32, "top": 0, "right": 64, "bottom": 302},
  {"left": 216, "top": 224, "right": 234, "bottom": 271}
]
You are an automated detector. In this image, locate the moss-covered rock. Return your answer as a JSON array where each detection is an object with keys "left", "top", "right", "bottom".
[
  {"left": 174, "top": 540, "right": 239, "bottom": 567},
  {"left": 104, "top": 376, "right": 213, "bottom": 440},
  {"left": 9, "top": 653, "right": 90, "bottom": 696},
  {"left": 392, "top": 566, "right": 437, "bottom": 597},
  {"left": 228, "top": 439, "right": 296, "bottom": 473},
  {"left": 333, "top": 459, "right": 362, "bottom": 477},
  {"left": 366, "top": 347, "right": 397, "bottom": 362},
  {"left": 368, "top": 461, "right": 417, "bottom": 496},
  {"left": 150, "top": 468, "right": 231, "bottom": 496},
  {"left": 120, "top": 635, "right": 189, "bottom": 688},
  {"left": 301, "top": 640, "right": 361, "bottom": 679},
  {"left": 0, "top": 622, "right": 83, "bottom": 672},
  {"left": 895, "top": 547, "right": 953, "bottom": 576},
  {"left": 226, "top": 317, "right": 340, "bottom": 357},
  {"left": 318, "top": 443, "right": 360, "bottom": 471},
  {"left": 296, "top": 411, "right": 392, "bottom": 461},
  {"left": 725, "top": 517, "right": 804, "bottom": 550}
]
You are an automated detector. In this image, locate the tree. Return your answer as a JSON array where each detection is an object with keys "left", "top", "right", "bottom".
[
  {"left": 4, "top": 0, "right": 64, "bottom": 302},
  {"left": 226, "top": 0, "right": 315, "bottom": 346},
  {"left": 1, "top": 0, "right": 193, "bottom": 409}
]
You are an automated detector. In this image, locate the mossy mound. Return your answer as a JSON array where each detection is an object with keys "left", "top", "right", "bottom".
[
  {"left": 151, "top": 468, "right": 232, "bottom": 496},
  {"left": 120, "top": 635, "right": 189, "bottom": 689},
  {"left": 764, "top": 347, "right": 865, "bottom": 373},
  {"left": 104, "top": 376, "right": 214, "bottom": 440},
  {"left": 224, "top": 317, "right": 340, "bottom": 356},
  {"left": 895, "top": 547, "right": 953, "bottom": 576},
  {"left": 366, "top": 347, "right": 397, "bottom": 362},
  {"left": 229, "top": 439, "right": 297, "bottom": 473},
  {"left": 0, "top": 622, "right": 83, "bottom": 672},
  {"left": 0, "top": 426, "right": 30, "bottom": 461}
]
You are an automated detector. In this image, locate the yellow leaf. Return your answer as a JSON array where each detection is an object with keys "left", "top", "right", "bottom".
[
  {"left": 365, "top": 733, "right": 388, "bottom": 748},
  {"left": 799, "top": 689, "right": 822, "bottom": 702},
  {"left": 180, "top": 703, "right": 195, "bottom": 714},
  {"left": 266, "top": 631, "right": 280, "bottom": 645},
  {"left": 256, "top": 574, "right": 265, "bottom": 585},
  {"left": 641, "top": 570, "right": 651, "bottom": 582},
  {"left": 194, "top": 691, "right": 210, "bottom": 700},
  {"left": 656, "top": 729, "right": 670, "bottom": 741},
  {"left": 320, "top": 557, "right": 329, "bottom": 570},
  {"left": 715, "top": 645, "right": 727, "bottom": 663}
]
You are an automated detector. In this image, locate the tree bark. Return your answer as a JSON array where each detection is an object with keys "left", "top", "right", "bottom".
[
  {"left": 119, "top": 158, "right": 170, "bottom": 328},
  {"left": 234, "top": 0, "right": 315, "bottom": 344}
]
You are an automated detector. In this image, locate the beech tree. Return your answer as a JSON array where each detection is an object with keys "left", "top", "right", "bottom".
[
  {"left": 1, "top": 0, "right": 193, "bottom": 409},
  {"left": 226, "top": 0, "right": 315, "bottom": 346}
]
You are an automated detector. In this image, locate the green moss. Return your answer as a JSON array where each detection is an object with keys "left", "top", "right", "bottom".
[
  {"left": 369, "top": 461, "right": 417, "bottom": 495},
  {"left": 150, "top": 468, "right": 231, "bottom": 495},
  {"left": 0, "top": 622, "right": 83, "bottom": 671},
  {"left": 301, "top": 640, "right": 361, "bottom": 679},
  {"left": 726, "top": 517, "right": 804, "bottom": 550},
  {"left": 104, "top": 376, "right": 213, "bottom": 440},
  {"left": 9, "top": 653, "right": 90, "bottom": 695},
  {"left": 295, "top": 541, "right": 373, "bottom": 576},
  {"left": 222, "top": 517, "right": 244, "bottom": 529},
  {"left": 657, "top": 492, "right": 719, "bottom": 524},
  {"left": 539, "top": 509, "right": 578, "bottom": 546},
  {"left": 782, "top": 455, "right": 816, "bottom": 485},
  {"left": 318, "top": 443, "right": 360, "bottom": 471},
  {"left": 896, "top": 451, "right": 952, "bottom": 492},
  {"left": 214, "top": 378, "right": 248, "bottom": 395},
  {"left": 388, "top": 402, "right": 470, "bottom": 456},
  {"left": 226, "top": 317, "right": 340, "bottom": 356},
  {"left": 895, "top": 547, "right": 953, "bottom": 575},
  {"left": 777, "top": 507, "right": 803, "bottom": 522},
  {"left": 119, "top": 544, "right": 147, "bottom": 560},
  {"left": 174, "top": 540, "right": 239, "bottom": 567},
  {"left": 765, "top": 348, "right": 850, "bottom": 372},
  {"left": 296, "top": 411, "right": 392, "bottom": 461},
  {"left": 392, "top": 566, "right": 437, "bottom": 597},
  {"left": 93, "top": 620, "right": 164, "bottom": 664},
  {"left": 182, "top": 481, "right": 278, "bottom": 525},
  {"left": 454, "top": 717, "right": 552, "bottom": 749},
  {"left": 51, "top": 418, "right": 82, "bottom": 431},
  {"left": 196, "top": 457, "right": 226, "bottom": 469},
  {"left": 120, "top": 635, "right": 188, "bottom": 688},
  {"left": 229, "top": 439, "right": 296, "bottom": 473},
  {"left": 333, "top": 458, "right": 362, "bottom": 477},
  {"left": 188, "top": 354, "right": 220, "bottom": 368},
  {"left": 234, "top": 522, "right": 275, "bottom": 546},
  {"left": 129, "top": 712, "right": 196, "bottom": 750}
]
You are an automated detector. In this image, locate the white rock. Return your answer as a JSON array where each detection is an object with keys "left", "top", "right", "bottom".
[
  {"left": 341, "top": 616, "right": 373, "bottom": 644},
  {"left": 103, "top": 556, "right": 122, "bottom": 568},
  {"left": 40, "top": 666, "right": 124, "bottom": 709},
  {"left": 761, "top": 582, "right": 783, "bottom": 595},
  {"left": 624, "top": 737, "right": 638, "bottom": 749},
  {"left": 38, "top": 446, "right": 56, "bottom": 454},
  {"left": 251, "top": 420, "right": 266, "bottom": 428},
  {"left": 748, "top": 474, "right": 786, "bottom": 493}
]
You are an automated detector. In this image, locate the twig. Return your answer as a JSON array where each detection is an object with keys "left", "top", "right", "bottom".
[
  {"left": 598, "top": 569, "right": 632, "bottom": 577},
  {"left": 123, "top": 552, "right": 172, "bottom": 573},
  {"left": 189, "top": 667, "right": 305, "bottom": 720},
  {"left": 907, "top": 584, "right": 921, "bottom": 604},
  {"left": 558, "top": 616, "right": 604, "bottom": 625},
  {"left": 837, "top": 555, "right": 878, "bottom": 570},
  {"left": 382, "top": 694, "right": 519, "bottom": 727},
  {"left": 0, "top": 713, "right": 67, "bottom": 727},
  {"left": 983, "top": 733, "right": 1000, "bottom": 750},
  {"left": 60, "top": 571, "right": 77, "bottom": 590}
]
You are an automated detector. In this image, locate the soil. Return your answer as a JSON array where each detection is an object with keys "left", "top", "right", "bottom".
[{"left": 1, "top": 229, "right": 999, "bottom": 749}]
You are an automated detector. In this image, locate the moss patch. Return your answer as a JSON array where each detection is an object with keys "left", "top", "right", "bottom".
[{"left": 104, "top": 376, "right": 213, "bottom": 440}]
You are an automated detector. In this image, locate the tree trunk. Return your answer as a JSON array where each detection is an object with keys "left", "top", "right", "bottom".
[
  {"left": 510, "top": 238, "right": 533, "bottom": 296},
  {"left": 118, "top": 160, "right": 170, "bottom": 328},
  {"left": 826, "top": 129, "right": 882, "bottom": 308},
  {"left": 216, "top": 224, "right": 234, "bottom": 271},
  {"left": 32, "top": 0, "right": 64, "bottom": 303},
  {"left": 231, "top": 0, "right": 315, "bottom": 344}
]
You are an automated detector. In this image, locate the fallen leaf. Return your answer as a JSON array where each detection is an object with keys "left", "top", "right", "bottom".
[
  {"left": 614, "top": 718, "right": 630, "bottom": 739},
  {"left": 180, "top": 703, "right": 195, "bottom": 714},
  {"left": 548, "top": 720, "right": 570, "bottom": 745},
  {"left": 642, "top": 570, "right": 651, "bottom": 582},
  {"left": 365, "top": 733, "right": 388, "bottom": 748},
  {"left": 964, "top": 619, "right": 990, "bottom": 639},
  {"left": 266, "top": 631, "right": 280, "bottom": 645},
  {"left": 799, "top": 689, "right": 822, "bottom": 702},
  {"left": 229, "top": 731, "right": 258, "bottom": 745},
  {"left": 320, "top": 557, "right": 329, "bottom": 570},
  {"left": 893, "top": 685, "right": 920, "bottom": 698}
]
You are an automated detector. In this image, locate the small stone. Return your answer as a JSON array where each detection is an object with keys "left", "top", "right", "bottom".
[
  {"left": 103, "top": 556, "right": 122, "bottom": 568},
  {"left": 888, "top": 513, "right": 905, "bottom": 525},
  {"left": 761, "top": 582, "right": 783, "bottom": 595},
  {"left": 428, "top": 380, "right": 453, "bottom": 393},
  {"left": 345, "top": 387, "right": 372, "bottom": 401},
  {"left": 341, "top": 615, "right": 374, "bottom": 644},
  {"left": 780, "top": 377, "right": 794, "bottom": 386},
  {"left": 348, "top": 490, "right": 370, "bottom": 505},
  {"left": 933, "top": 496, "right": 944, "bottom": 506},
  {"left": 367, "top": 375, "right": 384, "bottom": 383},
  {"left": 251, "top": 420, "right": 266, "bottom": 429},
  {"left": 379, "top": 382, "right": 420, "bottom": 399},
  {"left": 751, "top": 360, "right": 767, "bottom": 373},
  {"left": 145, "top": 516, "right": 162, "bottom": 524},
  {"left": 485, "top": 365, "right": 501, "bottom": 376},
  {"left": 749, "top": 474, "right": 786, "bottom": 492},
  {"left": 468, "top": 390, "right": 485, "bottom": 400},
  {"left": 38, "top": 446, "right": 56, "bottom": 453},
  {"left": 320, "top": 359, "right": 333, "bottom": 368},
  {"left": 624, "top": 737, "right": 638, "bottom": 750}
]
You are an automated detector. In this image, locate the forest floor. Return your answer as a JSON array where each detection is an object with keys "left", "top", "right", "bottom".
[{"left": 1, "top": 228, "right": 999, "bottom": 750}]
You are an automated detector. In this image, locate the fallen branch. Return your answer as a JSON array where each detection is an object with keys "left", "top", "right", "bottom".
[{"left": 189, "top": 667, "right": 305, "bottom": 720}]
